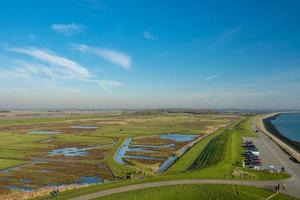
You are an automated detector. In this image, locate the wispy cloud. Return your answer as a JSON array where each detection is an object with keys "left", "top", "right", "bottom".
[
  {"left": 10, "top": 60, "right": 83, "bottom": 80},
  {"left": 143, "top": 31, "right": 158, "bottom": 40},
  {"left": 99, "top": 80, "right": 123, "bottom": 94},
  {"left": 72, "top": 44, "right": 131, "bottom": 70},
  {"left": 4, "top": 46, "right": 123, "bottom": 94},
  {"left": 204, "top": 75, "right": 217, "bottom": 80},
  {"left": 87, "top": 0, "right": 107, "bottom": 11},
  {"left": 7, "top": 47, "right": 90, "bottom": 78},
  {"left": 211, "top": 26, "right": 243, "bottom": 48},
  {"left": 51, "top": 23, "right": 85, "bottom": 35},
  {"left": 218, "top": 27, "right": 243, "bottom": 41}
]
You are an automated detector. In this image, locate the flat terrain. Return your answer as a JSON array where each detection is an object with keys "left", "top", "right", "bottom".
[
  {"left": 32, "top": 116, "right": 297, "bottom": 200},
  {"left": 2, "top": 111, "right": 299, "bottom": 200},
  {"left": 0, "top": 110, "right": 237, "bottom": 196}
]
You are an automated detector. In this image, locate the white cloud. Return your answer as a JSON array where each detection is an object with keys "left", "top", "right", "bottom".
[
  {"left": 88, "top": 0, "right": 107, "bottom": 11},
  {"left": 7, "top": 47, "right": 90, "bottom": 78},
  {"left": 4, "top": 46, "right": 124, "bottom": 94},
  {"left": 204, "top": 75, "right": 217, "bottom": 80},
  {"left": 51, "top": 23, "right": 84, "bottom": 35},
  {"left": 143, "top": 31, "right": 158, "bottom": 40},
  {"left": 72, "top": 44, "right": 131, "bottom": 70},
  {"left": 99, "top": 80, "right": 123, "bottom": 94},
  {"left": 11, "top": 60, "right": 86, "bottom": 80}
]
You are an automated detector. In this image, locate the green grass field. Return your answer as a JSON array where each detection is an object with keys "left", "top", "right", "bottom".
[
  {"left": 165, "top": 128, "right": 224, "bottom": 174},
  {"left": 189, "top": 131, "right": 228, "bottom": 169},
  {"left": 94, "top": 184, "right": 297, "bottom": 200}
]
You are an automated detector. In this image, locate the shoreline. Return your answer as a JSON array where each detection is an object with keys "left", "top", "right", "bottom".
[
  {"left": 257, "top": 113, "right": 300, "bottom": 163},
  {"left": 262, "top": 113, "right": 300, "bottom": 153}
]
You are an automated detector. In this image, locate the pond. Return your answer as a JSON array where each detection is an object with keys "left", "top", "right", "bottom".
[
  {"left": 160, "top": 134, "right": 198, "bottom": 142},
  {"left": 130, "top": 144, "right": 175, "bottom": 149},
  {"left": 77, "top": 176, "right": 103, "bottom": 184},
  {"left": 157, "top": 155, "right": 178, "bottom": 173},
  {"left": 115, "top": 138, "right": 172, "bottom": 164},
  {"left": 124, "top": 155, "right": 164, "bottom": 160},
  {"left": 70, "top": 125, "right": 98, "bottom": 129},
  {"left": 114, "top": 137, "right": 132, "bottom": 164},
  {"left": 29, "top": 130, "right": 60, "bottom": 135},
  {"left": 115, "top": 134, "right": 199, "bottom": 166},
  {"left": 5, "top": 185, "right": 35, "bottom": 192},
  {"left": 49, "top": 148, "right": 87, "bottom": 156},
  {"left": 128, "top": 146, "right": 157, "bottom": 153}
]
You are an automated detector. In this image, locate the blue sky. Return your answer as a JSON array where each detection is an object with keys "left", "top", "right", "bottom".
[{"left": 0, "top": 0, "right": 300, "bottom": 109}]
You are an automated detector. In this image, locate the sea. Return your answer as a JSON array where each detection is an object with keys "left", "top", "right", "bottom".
[{"left": 270, "top": 113, "right": 300, "bottom": 143}]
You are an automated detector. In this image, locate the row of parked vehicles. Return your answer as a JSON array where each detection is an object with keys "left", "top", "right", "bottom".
[{"left": 243, "top": 140, "right": 261, "bottom": 169}]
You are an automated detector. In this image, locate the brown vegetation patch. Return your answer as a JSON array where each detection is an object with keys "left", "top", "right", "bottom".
[
  {"left": 132, "top": 136, "right": 174, "bottom": 146},
  {"left": 0, "top": 161, "right": 115, "bottom": 195},
  {"left": 123, "top": 157, "right": 162, "bottom": 165}
]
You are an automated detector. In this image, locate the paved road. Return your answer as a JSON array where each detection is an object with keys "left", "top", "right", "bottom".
[
  {"left": 71, "top": 179, "right": 278, "bottom": 200},
  {"left": 243, "top": 136, "right": 283, "bottom": 171},
  {"left": 70, "top": 117, "right": 300, "bottom": 200},
  {"left": 251, "top": 117, "right": 300, "bottom": 198}
]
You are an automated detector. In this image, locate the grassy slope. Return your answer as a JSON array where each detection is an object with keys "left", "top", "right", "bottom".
[
  {"left": 94, "top": 184, "right": 297, "bottom": 200},
  {"left": 165, "top": 128, "right": 224, "bottom": 174},
  {"left": 189, "top": 131, "right": 228, "bottom": 169},
  {"left": 163, "top": 117, "right": 289, "bottom": 180}
]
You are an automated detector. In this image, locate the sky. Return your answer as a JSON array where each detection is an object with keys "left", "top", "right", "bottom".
[{"left": 0, "top": 0, "right": 300, "bottom": 109}]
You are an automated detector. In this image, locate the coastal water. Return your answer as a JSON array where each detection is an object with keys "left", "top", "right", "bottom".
[{"left": 271, "top": 113, "right": 300, "bottom": 142}]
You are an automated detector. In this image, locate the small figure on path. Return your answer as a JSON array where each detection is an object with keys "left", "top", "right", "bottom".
[
  {"left": 283, "top": 183, "right": 286, "bottom": 190},
  {"left": 50, "top": 188, "right": 59, "bottom": 198}
]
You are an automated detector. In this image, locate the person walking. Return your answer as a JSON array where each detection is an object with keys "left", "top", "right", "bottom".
[{"left": 283, "top": 183, "right": 286, "bottom": 190}]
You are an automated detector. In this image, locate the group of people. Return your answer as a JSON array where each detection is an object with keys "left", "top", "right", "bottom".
[
  {"left": 275, "top": 183, "right": 287, "bottom": 192},
  {"left": 50, "top": 189, "right": 59, "bottom": 198}
]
